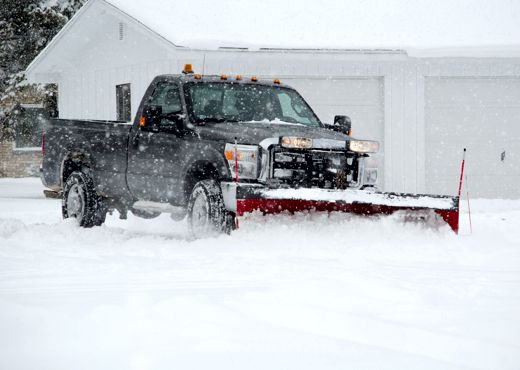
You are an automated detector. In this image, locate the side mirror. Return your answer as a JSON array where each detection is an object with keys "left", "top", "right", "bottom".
[
  {"left": 140, "top": 104, "right": 162, "bottom": 131},
  {"left": 333, "top": 115, "right": 352, "bottom": 136}
]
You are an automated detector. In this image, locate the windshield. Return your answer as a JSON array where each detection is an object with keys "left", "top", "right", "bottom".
[{"left": 184, "top": 82, "right": 321, "bottom": 127}]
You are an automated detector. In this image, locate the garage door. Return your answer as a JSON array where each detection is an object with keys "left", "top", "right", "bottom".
[
  {"left": 425, "top": 77, "right": 520, "bottom": 198},
  {"left": 284, "top": 77, "right": 385, "bottom": 189}
]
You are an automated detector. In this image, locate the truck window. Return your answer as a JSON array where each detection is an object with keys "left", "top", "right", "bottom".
[
  {"left": 116, "top": 83, "right": 131, "bottom": 122},
  {"left": 185, "top": 83, "right": 321, "bottom": 126},
  {"left": 149, "top": 82, "right": 182, "bottom": 128},
  {"left": 276, "top": 92, "right": 313, "bottom": 125},
  {"left": 150, "top": 83, "right": 182, "bottom": 114}
]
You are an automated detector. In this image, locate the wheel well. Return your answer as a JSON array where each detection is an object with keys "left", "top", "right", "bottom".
[
  {"left": 62, "top": 154, "right": 90, "bottom": 185},
  {"left": 184, "top": 161, "right": 220, "bottom": 203}
]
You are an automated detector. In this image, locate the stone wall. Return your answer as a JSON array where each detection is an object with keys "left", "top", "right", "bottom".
[{"left": 0, "top": 140, "right": 41, "bottom": 177}]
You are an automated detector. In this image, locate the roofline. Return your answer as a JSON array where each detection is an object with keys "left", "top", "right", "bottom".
[
  {"left": 25, "top": 0, "right": 96, "bottom": 77},
  {"left": 100, "top": 0, "right": 183, "bottom": 49},
  {"left": 26, "top": 0, "right": 519, "bottom": 78},
  {"left": 231, "top": 47, "right": 406, "bottom": 54},
  {"left": 25, "top": 0, "right": 185, "bottom": 80}
]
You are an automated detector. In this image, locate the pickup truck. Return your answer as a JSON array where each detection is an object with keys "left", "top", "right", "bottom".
[{"left": 41, "top": 66, "right": 381, "bottom": 237}]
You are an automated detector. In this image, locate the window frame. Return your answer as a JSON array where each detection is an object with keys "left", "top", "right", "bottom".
[{"left": 12, "top": 103, "right": 46, "bottom": 152}]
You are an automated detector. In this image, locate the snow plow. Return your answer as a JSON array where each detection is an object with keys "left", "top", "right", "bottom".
[{"left": 232, "top": 185, "right": 459, "bottom": 233}]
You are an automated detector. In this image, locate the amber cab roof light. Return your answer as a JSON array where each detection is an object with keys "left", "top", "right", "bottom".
[
  {"left": 235, "top": 75, "right": 242, "bottom": 81},
  {"left": 182, "top": 63, "right": 194, "bottom": 74},
  {"left": 274, "top": 79, "right": 281, "bottom": 85},
  {"left": 194, "top": 73, "right": 202, "bottom": 79},
  {"left": 220, "top": 74, "right": 228, "bottom": 80},
  {"left": 251, "top": 76, "right": 258, "bottom": 82}
]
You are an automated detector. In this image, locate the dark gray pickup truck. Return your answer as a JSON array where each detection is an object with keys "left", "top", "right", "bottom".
[{"left": 41, "top": 68, "right": 380, "bottom": 237}]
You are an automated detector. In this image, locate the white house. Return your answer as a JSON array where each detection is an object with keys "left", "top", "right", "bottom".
[{"left": 26, "top": 0, "right": 520, "bottom": 198}]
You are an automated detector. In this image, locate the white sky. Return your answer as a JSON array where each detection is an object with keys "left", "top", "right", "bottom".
[{"left": 107, "top": 0, "right": 520, "bottom": 55}]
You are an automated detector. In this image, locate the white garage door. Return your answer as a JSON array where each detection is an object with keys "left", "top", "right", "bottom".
[
  {"left": 284, "top": 77, "right": 385, "bottom": 188},
  {"left": 425, "top": 77, "right": 520, "bottom": 198}
]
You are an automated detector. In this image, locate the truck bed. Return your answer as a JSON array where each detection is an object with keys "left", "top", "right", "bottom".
[{"left": 42, "top": 118, "right": 133, "bottom": 198}]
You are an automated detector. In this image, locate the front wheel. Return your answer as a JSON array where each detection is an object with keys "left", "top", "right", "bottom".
[
  {"left": 62, "top": 170, "right": 107, "bottom": 227},
  {"left": 187, "top": 179, "right": 234, "bottom": 238}
]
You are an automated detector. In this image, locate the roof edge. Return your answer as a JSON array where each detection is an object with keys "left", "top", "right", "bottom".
[
  {"left": 101, "top": 0, "right": 182, "bottom": 49},
  {"left": 25, "top": 0, "right": 97, "bottom": 79},
  {"left": 26, "top": 0, "right": 184, "bottom": 81}
]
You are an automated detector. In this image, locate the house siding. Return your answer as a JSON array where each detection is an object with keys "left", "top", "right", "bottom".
[{"left": 23, "top": 0, "right": 520, "bottom": 197}]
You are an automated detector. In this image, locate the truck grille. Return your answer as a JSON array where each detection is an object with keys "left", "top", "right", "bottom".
[{"left": 270, "top": 148, "right": 351, "bottom": 189}]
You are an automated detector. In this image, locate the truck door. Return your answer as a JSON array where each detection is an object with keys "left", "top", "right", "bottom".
[{"left": 127, "top": 82, "right": 186, "bottom": 202}]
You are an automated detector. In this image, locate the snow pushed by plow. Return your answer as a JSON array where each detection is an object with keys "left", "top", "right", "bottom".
[{"left": 1, "top": 179, "right": 520, "bottom": 370}]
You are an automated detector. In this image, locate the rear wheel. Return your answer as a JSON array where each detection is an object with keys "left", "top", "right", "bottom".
[
  {"left": 62, "top": 170, "right": 107, "bottom": 227},
  {"left": 187, "top": 179, "right": 234, "bottom": 238}
]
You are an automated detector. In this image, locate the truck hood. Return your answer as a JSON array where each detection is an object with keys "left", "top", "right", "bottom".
[{"left": 195, "top": 122, "right": 349, "bottom": 145}]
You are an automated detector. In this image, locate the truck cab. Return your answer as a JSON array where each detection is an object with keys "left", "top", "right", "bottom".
[{"left": 131, "top": 70, "right": 379, "bottom": 201}]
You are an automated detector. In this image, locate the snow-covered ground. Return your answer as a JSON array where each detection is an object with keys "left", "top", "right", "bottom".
[{"left": 1, "top": 178, "right": 520, "bottom": 370}]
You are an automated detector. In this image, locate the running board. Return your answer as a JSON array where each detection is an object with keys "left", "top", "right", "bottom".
[
  {"left": 43, "top": 189, "right": 61, "bottom": 199},
  {"left": 132, "top": 201, "right": 182, "bottom": 214}
]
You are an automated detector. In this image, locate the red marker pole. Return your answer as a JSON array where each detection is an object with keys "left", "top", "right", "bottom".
[
  {"left": 457, "top": 148, "right": 466, "bottom": 207},
  {"left": 234, "top": 137, "right": 239, "bottom": 229},
  {"left": 456, "top": 148, "right": 469, "bottom": 235}
]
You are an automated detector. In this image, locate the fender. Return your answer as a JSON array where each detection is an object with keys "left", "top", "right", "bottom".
[
  {"left": 178, "top": 142, "right": 231, "bottom": 205},
  {"left": 60, "top": 145, "right": 94, "bottom": 186}
]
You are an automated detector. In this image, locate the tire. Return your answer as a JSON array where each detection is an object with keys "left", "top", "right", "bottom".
[
  {"left": 62, "top": 170, "right": 107, "bottom": 227},
  {"left": 187, "top": 179, "right": 234, "bottom": 238}
]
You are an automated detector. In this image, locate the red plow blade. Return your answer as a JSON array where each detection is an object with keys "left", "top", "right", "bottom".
[{"left": 235, "top": 186, "right": 459, "bottom": 233}]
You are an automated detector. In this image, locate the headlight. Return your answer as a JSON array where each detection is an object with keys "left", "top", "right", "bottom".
[
  {"left": 280, "top": 136, "right": 313, "bottom": 149},
  {"left": 349, "top": 140, "right": 379, "bottom": 153},
  {"left": 224, "top": 143, "right": 259, "bottom": 179}
]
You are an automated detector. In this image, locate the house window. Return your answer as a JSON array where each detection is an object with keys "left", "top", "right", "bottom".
[
  {"left": 116, "top": 83, "right": 131, "bottom": 121},
  {"left": 13, "top": 104, "right": 46, "bottom": 150},
  {"left": 44, "top": 84, "right": 59, "bottom": 118}
]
